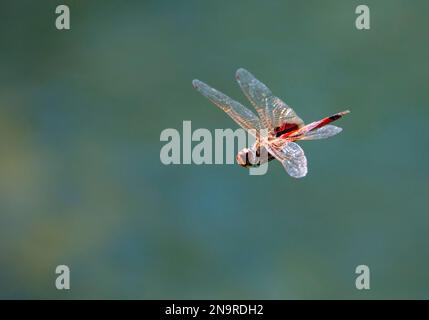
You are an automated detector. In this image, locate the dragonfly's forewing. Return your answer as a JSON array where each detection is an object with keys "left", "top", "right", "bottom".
[
  {"left": 193, "top": 79, "right": 262, "bottom": 137},
  {"left": 235, "top": 68, "right": 305, "bottom": 133},
  {"left": 299, "top": 125, "right": 343, "bottom": 141}
]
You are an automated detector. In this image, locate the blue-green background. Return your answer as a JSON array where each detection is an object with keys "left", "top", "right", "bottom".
[{"left": 0, "top": 0, "right": 428, "bottom": 299}]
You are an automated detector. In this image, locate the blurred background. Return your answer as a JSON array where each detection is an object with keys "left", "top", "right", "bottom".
[{"left": 0, "top": 0, "right": 428, "bottom": 299}]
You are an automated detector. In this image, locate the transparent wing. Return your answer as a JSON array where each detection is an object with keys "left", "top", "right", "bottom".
[
  {"left": 299, "top": 125, "right": 343, "bottom": 141},
  {"left": 193, "top": 80, "right": 262, "bottom": 137},
  {"left": 266, "top": 141, "right": 308, "bottom": 178},
  {"left": 235, "top": 68, "right": 305, "bottom": 132}
]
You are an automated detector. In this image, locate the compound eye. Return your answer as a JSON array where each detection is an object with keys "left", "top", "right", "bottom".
[{"left": 236, "top": 149, "right": 248, "bottom": 167}]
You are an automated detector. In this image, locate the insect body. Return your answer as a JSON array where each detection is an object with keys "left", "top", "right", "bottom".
[{"left": 193, "top": 68, "right": 349, "bottom": 178}]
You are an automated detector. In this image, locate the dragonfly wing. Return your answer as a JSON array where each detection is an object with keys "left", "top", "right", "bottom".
[
  {"left": 266, "top": 141, "right": 308, "bottom": 178},
  {"left": 193, "top": 79, "right": 262, "bottom": 137},
  {"left": 235, "top": 68, "right": 304, "bottom": 133},
  {"left": 299, "top": 125, "right": 343, "bottom": 140}
]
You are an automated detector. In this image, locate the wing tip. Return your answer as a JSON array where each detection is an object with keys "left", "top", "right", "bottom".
[
  {"left": 192, "top": 79, "right": 201, "bottom": 89},
  {"left": 288, "top": 166, "right": 308, "bottom": 179},
  {"left": 235, "top": 68, "right": 248, "bottom": 80},
  {"left": 330, "top": 125, "right": 343, "bottom": 133},
  {"left": 293, "top": 174, "right": 307, "bottom": 179}
]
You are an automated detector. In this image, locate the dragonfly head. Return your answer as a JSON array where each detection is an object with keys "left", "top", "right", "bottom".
[{"left": 236, "top": 148, "right": 258, "bottom": 168}]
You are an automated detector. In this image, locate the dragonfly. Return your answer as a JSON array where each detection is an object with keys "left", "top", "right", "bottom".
[{"left": 192, "top": 68, "right": 350, "bottom": 178}]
